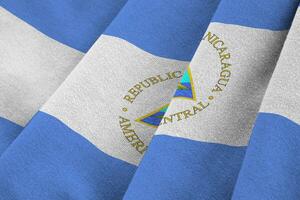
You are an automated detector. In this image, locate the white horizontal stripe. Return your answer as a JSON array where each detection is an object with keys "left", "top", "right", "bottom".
[
  {"left": 41, "top": 35, "right": 189, "bottom": 165},
  {"left": 156, "top": 22, "right": 287, "bottom": 146},
  {"left": 260, "top": 9, "right": 300, "bottom": 124},
  {"left": 0, "top": 7, "right": 84, "bottom": 126}
]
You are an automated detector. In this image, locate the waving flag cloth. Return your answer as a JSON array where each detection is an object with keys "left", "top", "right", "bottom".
[
  {"left": 232, "top": 4, "right": 300, "bottom": 200},
  {"left": 123, "top": 0, "right": 299, "bottom": 199},
  {"left": 0, "top": 0, "right": 220, "bottom": 199},
  {"left": 0, "top": 0, "right": 127, "bottom": 154}
]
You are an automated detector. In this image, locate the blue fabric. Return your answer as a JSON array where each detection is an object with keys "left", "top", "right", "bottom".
[
  {"left": 212, "top": 0, "right": 298, "bottom": 30},
  {"left": 1, "top": 0, "right": 127, "bottom": 52},
  {"left": 124, "top": 135, "right": 246, "bottom": 200},
  {"left": 0, "top": 117, "right": 22, "bottom": 155},
  {"left": 105, "top": 0, "right": 220, "bottom": 61},
  {"left": 232, "top": 113, "right": 300, "bottom": 200},
  {"left": 0, "top": 112, "right": 136, "bottom": 200},
  {"left": 0, "top": 1, "right": 299, "bottom": 199}
]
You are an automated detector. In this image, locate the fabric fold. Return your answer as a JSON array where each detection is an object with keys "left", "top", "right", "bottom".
[
  {"left": 0, "top": 0, "right": 127, "bottom": 154},
  {"left": 123, "top": 0, "right": 299, "bottom": 199},
  {"left": 1, "top": 1, "right": 299, "bottom": 199},
  {"left": 232, "top": 4, "right": 300, "bottom": 199},
  {"left": 0, "top": 0, "right": 220, "bottom": 199}
]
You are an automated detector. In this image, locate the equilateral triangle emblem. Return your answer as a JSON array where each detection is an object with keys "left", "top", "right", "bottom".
[
  {"left": 174, "top": 66, "right": 196, "bottom": 101},
  {"left": 135, "top": 104, "right": 169, "bottom": 128}
]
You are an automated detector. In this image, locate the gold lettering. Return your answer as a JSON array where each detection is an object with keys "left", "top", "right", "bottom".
[
  {"left": 220, "top": 53, "right": 231, "bottom": 62},
  {"left": 213, "top": 40, "right": 224, "bottom": 49},
  {"left": 119, "top": 116, "right": 130, "bottom": 124},
  {"left": 182, "top": 110, "right": 194, "bottom": 119},
  {"left": 162, "top": 115, "right": 173, "bottom": 125},
  {"left": 157, "top": 75, "right": 169, "bottom": 82},
  {"left": 172, "top": 71, "right": 183, "bottom": 79},
  {"left": 134, "top": 84, "right": 143, "bottom": 92},
  {"left": 172, "top": 112, "right": 183, "bottom": 121},
  {"left": 148, "top": 77, "right": 160, "bottom": 85},
  {"left": 197, "top": 101, "right": 209, "bottom": 110},
  {"left": 220, "top": 69, "right": 231, "bottom": 78},
  {"left": 203, "top": 31, "right": 214, "bottom": 41},
  {"left": 221, "top": 63, "right": 231, "bottom": 70},
  {"left": 218, "top": 78, "right": 229, "bottom": 86},
  {"left": 128, "top": 88, "right": 140, "bottom": 97},
  {"left": 212, "top": 84, "right": 223, "bottom": 92},
  {"left": 123, "top": 95, "right": 134, "bottom": 103}
]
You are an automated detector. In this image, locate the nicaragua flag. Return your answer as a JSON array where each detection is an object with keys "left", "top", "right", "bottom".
[
  {"left": 0, "top": 0, "right": 127, "bottom": 154},
  {"left": 0, "top": 0, "right": 220, "bottom": 199},
  {"left": 123, "top": 0, "right": 299, "bottom": 199},
  {"left": 232, "top": 3, "right": 300, "bottom": 199},
  {"left": 0, "top": 0, "right": 299, "bottom": 200}
]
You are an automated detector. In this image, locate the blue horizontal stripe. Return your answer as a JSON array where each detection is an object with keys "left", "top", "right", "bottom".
[
  {"left": 0, "top": 111, "right": 136, "bottom": 199},
  {"left": 124, "top": 135, "right": 246, "bottom": 200},
  {"left": 105, "top": 0, "right": 220, "bottom": 61},
  {"left": 212, "top": 0, "right": 299, "bottom": 30},
  {"left": 1, "top": 0, "right": 127, "bottom": 52},
  {"left": 232, "top": 113, "right": 300, "bottom": 200},
  {"left": 0, "top": 117, "right": 23, "bottom": 155}
]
